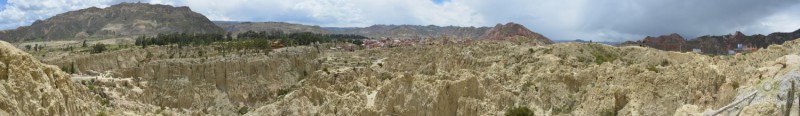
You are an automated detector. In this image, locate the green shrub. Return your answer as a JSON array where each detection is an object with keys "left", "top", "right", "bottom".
[
  {"left": 96, "top": 110, "right": 107, "bottom": 116},
  {"left": 60, "top": 64, "right": 75, "bottom": 74},
  {"left": 237, "top": 106, "right": 249, "bottom": 115},
  {"left": 378, "top": 72, "right": 393, "bottom": 81},
  {"left": 100, "top": 98, "right": 110, "bottom": 106},
  {"left": 647, "top": 65, "right": 659, "bottom": 73},
  {"left": 505, "top": 106, "right": 533, "bottom": 116},
  {"left": 278, "top": 87, "right": 295, "bottom": 97}
]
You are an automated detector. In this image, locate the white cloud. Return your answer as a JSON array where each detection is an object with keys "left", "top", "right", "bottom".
[{"left": 292, "top": 0, "right": 369, "bottom": 26}]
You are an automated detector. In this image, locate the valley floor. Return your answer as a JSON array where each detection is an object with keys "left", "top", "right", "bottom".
[{"left": 5, "top": 39, "right": 800, "bottom": 115}]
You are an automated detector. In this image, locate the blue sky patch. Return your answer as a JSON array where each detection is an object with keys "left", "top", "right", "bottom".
[
  {"left": 0, "top": 0, "right": 6, "bottom": 10},
  {"left": 432, "top": 0, "right": 450, "bottom": 5}
]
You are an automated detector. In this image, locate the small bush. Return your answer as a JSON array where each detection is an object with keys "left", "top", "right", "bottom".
[
  {"left": 278, "top": 88, "right": 294, "bottom": 97},
  {"left": 522, "top": 81, "right": 534, "bottom": 92},
  {"left": 237, "top": 106, "right": 249, "bottom": 115},
  {"left": 60, "top": 65, "right": 75, "bottom": 74},
  {"left": 88, "top": 84, "right": 96, "bottom": 91},
  {"left": 505, "top": 106, "right": 533, "bottom": 116},
  {"left": 100, "top": 98, "right": 110, "bottom": 106},
  {"left": 96, "top": 110, "right": 107, "bottom": 116},
  {"left": 156, "top": 106, "right": 165, "bottom": 114},
  {"left": 647, "top": 65, "right": 659, "bottom": 73},
  {"left": 378, "top": 72, "right": 393, "bottom": 81}
]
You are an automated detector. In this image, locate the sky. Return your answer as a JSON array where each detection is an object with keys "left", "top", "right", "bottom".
[{"left": 1, "top": 0, "right": 800, "bottom": 41}]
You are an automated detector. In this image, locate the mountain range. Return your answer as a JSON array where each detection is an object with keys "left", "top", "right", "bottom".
[
  {"left": 623, "top": 29, "right": 800, "bottom": 54},
  {"left": 217, "top": 21, "right": 552, "bottom": 44}
]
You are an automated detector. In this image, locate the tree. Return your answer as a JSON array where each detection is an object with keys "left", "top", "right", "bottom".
[
  {"left": 24, "top": 45, "right": 31, "bottom": 51},
  {"left": 226, "top": 32, "right": 233, "bottom": 40},
  {"left": 351, "top": 39, "right": 363, "bottom": 46},
  {"left": 82, "top": 40, "right": 88, "bottom": 47},
  {"left": 91, "top": 43, "right": 107, "bottom": 54}
]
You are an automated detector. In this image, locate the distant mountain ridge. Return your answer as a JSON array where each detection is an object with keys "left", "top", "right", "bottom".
[
  {"left": 213, "top": 21, "right": 329, "bottom": 36},
  {"left": 0, "top": 3, "right": 223, "bottom": 41},
  {"left": 323, "top": 24, "right": 492, "bottom": 39},
  {"left": 623, "top": 29, "right": 800, "bottom": 54},
  {"left": 215, "top": 21, "right": 553, "bottom": 44}
]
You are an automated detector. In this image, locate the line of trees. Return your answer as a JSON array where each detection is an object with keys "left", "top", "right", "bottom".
[
  {"left": 135, "top": 33, "right": 226, "bottom": 48},
  {"left": 134, "top": 31, "right": 368, "bottom": 48},
  {"left": 236, "top": 30, "right": 368, "bottom": 46}
]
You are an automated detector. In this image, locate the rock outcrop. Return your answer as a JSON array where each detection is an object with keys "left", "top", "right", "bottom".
[
  {"left": 0, "top": 41, "right": 99, "bottom": 115},
  {"left": 44, "top": 45, "right": 321, "bottom": 115},
  {"left": 0, "top": 3, "right": 224, "bottom": 41}
]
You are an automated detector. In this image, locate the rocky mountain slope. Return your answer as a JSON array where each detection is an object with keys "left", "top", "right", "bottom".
[
  {"left": 0, "top": 41, "right": 100, "bottom": 115},
  {"left": 481, "top": 23, "right": 553, "bottom": 45},
  {"left": 623, "top": 29, "right": 800, "bottom": 54},
  {"left": 0, "top": 3, "right": 224, "bottom": 41},
  {"left": 214, "top": 21, "right": 329, "bottom": 36}
]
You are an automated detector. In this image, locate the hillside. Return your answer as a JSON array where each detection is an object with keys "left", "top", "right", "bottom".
[
  {"left": 481, "top": 22, "right": 553, "bottom": 45},
  {"left": 214, "top": 21, "right": 329, "bottom": 36},
  {"left": 0, "top": 3, "right": 223, "bottom": 42}
]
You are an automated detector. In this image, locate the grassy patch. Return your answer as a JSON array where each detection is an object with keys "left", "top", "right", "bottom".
[{"left": 588, "top": 44, "right": 618, "bottom": 65}]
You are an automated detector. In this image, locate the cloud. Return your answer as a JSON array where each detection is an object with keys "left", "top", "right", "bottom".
[
  {"left": 2, "top": 0, "right": 800, "bottom": 41},
  {"left": 576, "top": 0, "right": 800, "bottom": 41}
]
